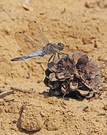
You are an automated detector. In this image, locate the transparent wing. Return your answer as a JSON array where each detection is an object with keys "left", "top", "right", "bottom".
[
  {"left": 14, "top": 21, "right": 49, "bottom": 55},
  {"left": 28, "top": 21, "right": 49, "bottom": 45}
]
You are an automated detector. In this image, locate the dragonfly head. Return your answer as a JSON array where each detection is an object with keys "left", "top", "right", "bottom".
[{"left": 57, "top": 43, "right": 64, "bottom": 51}]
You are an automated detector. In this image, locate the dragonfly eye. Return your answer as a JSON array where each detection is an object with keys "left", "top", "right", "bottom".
[{"left": 58, "top": 43, "right": 64, "bottom": 50}]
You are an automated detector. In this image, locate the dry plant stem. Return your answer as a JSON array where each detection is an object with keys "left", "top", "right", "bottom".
[
  {"left": 40, "top": 63, "right": 45, "bottom": 71},
  {"left": 11, "top": 87, "right": 36, "bottom": 94},
  {"left": 0, "top": 89, "right": 13, "bottom": 98}
]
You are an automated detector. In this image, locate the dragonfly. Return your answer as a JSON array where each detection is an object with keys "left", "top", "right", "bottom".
[{"left": 11, "top": 21, "right": 64, "bottom": 62}]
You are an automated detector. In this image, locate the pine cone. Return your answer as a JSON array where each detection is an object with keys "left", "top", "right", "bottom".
[{"left": 44, "top": 51, "right": 103, "bottom": 99}]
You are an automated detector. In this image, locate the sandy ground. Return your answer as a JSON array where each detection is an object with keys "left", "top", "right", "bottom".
[{"left": 0, "top": 0, "right": 107, "bottom": 134}]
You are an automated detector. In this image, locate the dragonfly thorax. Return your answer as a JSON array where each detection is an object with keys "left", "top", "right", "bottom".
[
  {"left": 47, "top": 42, "right": 64, "bottom": 52},
  {"left": 42, "top": 42, "right": 64, "bottom": 56},
  {"left": 47, "top": 42, "right": 64, "bottom": 50}
]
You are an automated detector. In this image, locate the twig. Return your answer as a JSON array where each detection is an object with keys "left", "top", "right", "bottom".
[
  {"left": 11, "top": 87, "right": 36, "bottom": 94},
  {"left": 0, "top": 89, "right": 13, "bottom": 98},
  {"left": 23, "top": 0, "right": 32, "bottom": 11},
  {"left": 36, "top": 61, "right": 47, "bottom": 71}
]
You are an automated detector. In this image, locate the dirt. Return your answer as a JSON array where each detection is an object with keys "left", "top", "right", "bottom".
[{"left": 0, "top": 0, "right": 107, "bottom": 135}]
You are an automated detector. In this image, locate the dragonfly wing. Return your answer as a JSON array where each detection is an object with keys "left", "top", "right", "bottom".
[
  {"left": 15, "top": 31, "right": 40, "bottom": 54},
  {"left": 14, "top": 21, "right": 49, "bottom": 55},
  {"left": 28, "top": 21, "right": 49, "bottom": 46}
]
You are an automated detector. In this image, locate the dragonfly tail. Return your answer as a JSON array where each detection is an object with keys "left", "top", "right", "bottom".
[
  {"left": 11, "top": 55, "right": 31, "bottom": 61},
  {"left": 11, "top": 50, "right": 44, "bottom": 61}
]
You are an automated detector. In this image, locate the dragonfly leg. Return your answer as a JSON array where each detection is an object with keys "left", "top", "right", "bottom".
[
  {"left": 57, "top": 53, "right": 60, "bottom": 59},
  {"left": 52, "top": 53, "right": 57, "bottom": 62},
  {"left": 48, "top": 54, "right": 54, "bottom": 62},
  {"left": 48, "top": 52, "right": 68, "bottom": 63},
  {"left": 58, "top": 52, "right": 68, "bottom": 59}
]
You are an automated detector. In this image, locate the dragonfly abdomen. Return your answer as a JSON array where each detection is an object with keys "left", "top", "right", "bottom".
[
  {"left": 11, "top": 49, "right": 44, "bottom": 61},
  {"left": 42, "top": 44, "right": 58, "bottom": 55}
]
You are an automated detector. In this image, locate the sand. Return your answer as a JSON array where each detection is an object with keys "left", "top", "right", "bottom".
[{"left": 0, "top": 0, "right": 107, "bottom": 134}]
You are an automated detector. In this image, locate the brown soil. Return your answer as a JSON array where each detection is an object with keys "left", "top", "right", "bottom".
[{"left": 0, "top": 0, "right": 107, "bottom": 135}]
